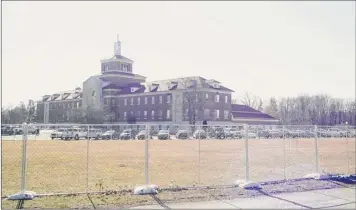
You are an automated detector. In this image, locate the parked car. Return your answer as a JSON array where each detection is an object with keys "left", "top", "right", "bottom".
[
  {"left": 302, "top": 130, "right": 315, "bottom": 138},
  {"left": 210, "top": 127, "right": 225, "bottom": 139},
  {"left": 290, "top": 130, "right": 307, "bottom": 138},
  {"left": 1, "top": 126, "right": 15, "bottom": 136},
  {"left": 87, "top": 128, "right": 102, "bottom": 140},
  {"left": 50, "top": 128, "right": 66, "bottom": 140},
  {"left": 120, "top": 129, "right": 135, "bottom": 140},
  {"left": 102, "top": 130, "right": 120, "bottom": 140},
  {"left": 13, "top": 126, "right": 23, "bottom": 135},
  {"left": 193, "top": 129, "right": 207, "bottom": 139},
  {"left": 157, "top": 130, "right": 170, "bottom": 140},
  {"left": 247, "top": 132, "right": 257, "bottom": 139},
  {"left": 318, "top": 129, "right": 330, "bottom": 138},
  {"left": 232, "top": 130, "right": 244, "bottom": 139},
  {"left": 136, "top": 130, "right": 147, "bottom": 140},
  {"left": 224, "top": 128, "right": 236, "bottom": 138},
  {"left": 175, "top": 130, "right": 189, "bottom": 140},
  {"left": 62, "top": 127, "right": 88, "bottom": 140}
]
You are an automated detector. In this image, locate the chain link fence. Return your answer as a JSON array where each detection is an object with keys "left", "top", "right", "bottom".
[{"left": 1, "top": 123, "right": 355, "bottom": 197}]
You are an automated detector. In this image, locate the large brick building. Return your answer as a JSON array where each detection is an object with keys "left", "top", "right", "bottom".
[{"left": 36, "top": 36, "right": 278, "bottom": 125}]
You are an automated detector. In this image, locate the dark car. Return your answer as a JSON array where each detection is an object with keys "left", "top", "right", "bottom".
[
  {"left": 213, "top": 127, "right": 226, "bottom": 139},
  {"left": 175, "top": 130, "right": 189, "bottom": 140},
  {"left": 1, "top": 126, "right": 15, "bottom": 136},
  {"left": 157, "top": 130, "right": 170, "bottom": 140},
  {"left": 102, "top": 130, "right": 120, "bottom": 140}
]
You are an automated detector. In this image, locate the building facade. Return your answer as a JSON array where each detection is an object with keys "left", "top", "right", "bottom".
[{"left": 36, "top": 36, "right": 277, "bottom": 125}]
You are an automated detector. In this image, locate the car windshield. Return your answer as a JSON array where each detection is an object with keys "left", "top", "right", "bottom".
[{"left": 106, "top": 130, "right": 115, "bottom": 134}]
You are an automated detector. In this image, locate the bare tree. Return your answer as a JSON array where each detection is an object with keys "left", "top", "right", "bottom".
[
  {"left": 240, "top": 92, "right": 263, "bottom": 111},
  {"left": 178, "top": 78, "right": 207, "bottom": 126},
  {"left": 264, "top": 97, "right": 279, "bottom": 119},
  {"left": 82, "top": 107, "right": 104, "bottom": 124},
  {"left": 26, "top": 100, "right": 36, "bottom": 123}
]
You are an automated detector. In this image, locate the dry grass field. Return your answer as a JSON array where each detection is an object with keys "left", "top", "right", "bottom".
[{"left": 2, "top": 138, "right": 355, "bottom": 197}]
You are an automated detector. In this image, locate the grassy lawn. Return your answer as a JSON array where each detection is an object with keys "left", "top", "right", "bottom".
[{"left": 2, "top": 138, "right": 355, "bottom": 206}]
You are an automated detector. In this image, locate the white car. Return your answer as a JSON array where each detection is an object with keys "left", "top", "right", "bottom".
[
  {"left": 247, "top": 132, "right": 257, "bottom": 139},
  {"left": 51, "top": 128, "right": 66, "bottom": 140},
  {"left": 62, "top": 127, "right": 87, "bottom": 140},
  {"left": 87, "top": 128, "right": 103, "bottom": 140}
]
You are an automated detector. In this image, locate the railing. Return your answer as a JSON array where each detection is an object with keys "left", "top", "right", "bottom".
[{"left": 1, "top": 123, "right": 355, "bottom": 197}]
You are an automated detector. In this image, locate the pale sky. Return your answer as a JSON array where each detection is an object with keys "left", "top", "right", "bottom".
[{"left": 2, "top": 1, "right": 355, "bottom": 107}]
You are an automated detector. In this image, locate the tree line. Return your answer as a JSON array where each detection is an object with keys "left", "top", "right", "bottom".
[
  {"left": 2, "top": 93, "right": 355, "bottom": 126},
  {"left": 235, "top": 93, "right": 356, "bottom": 126}
]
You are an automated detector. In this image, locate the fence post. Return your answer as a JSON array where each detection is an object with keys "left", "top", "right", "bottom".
[
  {"left": 86, "top": 124, "right": 90, "bottom": 193},
  {"left": 282, "top": 125, "right": 286, "bottom": 180},
  {"left": 314, "top": 125, "right": 319, "bottom": 173},
  {"left": 244, "top": 124, "right": 249, "bottom": 181},
  {"left": 20, "top": 123, "right": 28, "bottom": 194},
  {"left": 145, "top": 124, "right": 150, "bottom": 185},
  {"left": 198, "top": 125, "right": 201, "bottom": 185}
]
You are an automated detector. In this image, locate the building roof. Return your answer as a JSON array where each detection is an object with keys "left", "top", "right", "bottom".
[
  {"left": 41, "top": 89, "right": 83, "bottom": 102},
  {"left": 101, "top": 76, "right": 234, "bottom": 95},
  {"left": 101, "top": 55, "right": 134, "bottom": 63},
  {"left": 231, "top": 104, "right": 276, "bottom": 120}
]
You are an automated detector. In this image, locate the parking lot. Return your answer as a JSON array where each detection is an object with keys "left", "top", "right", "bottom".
[{"left": 2, "top": 125, "right": 355, "bottom": 141}]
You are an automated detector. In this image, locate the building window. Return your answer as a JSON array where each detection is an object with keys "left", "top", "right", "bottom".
[
  {"left": 158, "top": 110, "right": 163, "bottom": 119},
  {"left": 167, "top": 109, "right": 171, "bottom": 119},
  {"left": 216, "top": 109, "right": 220, "bottom": 119},
  {"left": 151, "top": 110, "right": 155, "bottom": 120},
  {"left": 184, "top": 108, "right": 189, "bottom": 120},
  {"left": 124, "top": 98, "right": 127, "bottom": 106},
  {"left": 224, "top": 110, "right": 229, "bottom": 119},
  {"left": 196, "top": 94, "right": 198, "bottom": 102},
  {"left": 159, "top": 96, "right": 163, "bottom": 104},
  {"left": 152, "top": 96, "right": 155, "bottom": 104},
  {"left": 137, "top": 97, "right": 140, "bottom": 105},
  {"left": 122, "top": 64, "right": 128, "bottom": 72},
  {"left": 111, "top": 99, "right": 116, "bottom": 105},
  {"left": 225, "top": 95, "right": 228, "bottom": 103},
  {"left": 68, "top": 103, "right": 70, "bottom": 109},
  {"left": 131, "top": 98, "right": 134, "bottom": 105},
  {"left": 205, "top": 93, "right": 209, "bottom": 100},
  {"left": 144, "top": 111, "right": 147, "bottom": 119},
  {"left": 124, "top": 112, "right": 127, "bottom": 120},
  {"left": 204, "top": 109, "right": 210, "bottom": 119},
  {"left": 145, "top": 97, "right": 148, "bottom": 104},
  {"left": 167, "top": 95, "right": 171, "bottom": 103},
  {"left": 136, "top": 111, "right": 140, "bottom": 119},
  {"left": 215, "top": 94, "right": 220, "bottom": 102},
  {"left": 104, "top": 99, "right": 108, "bottom": 105}
]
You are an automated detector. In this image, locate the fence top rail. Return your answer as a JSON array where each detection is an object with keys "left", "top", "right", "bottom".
[{"left": 2, "top": 123, "right": 355, "bottom": 128}]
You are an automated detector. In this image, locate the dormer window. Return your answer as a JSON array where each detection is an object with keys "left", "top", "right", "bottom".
[
  {"left": 149, "top": 84, "right": 159, "bottom": 92},
  {"left": 168, "top": 82, "right": 178, "bottom": 90},
  {"left": 189, "top": 80, "right": 197, "bottom": 88},
  {"left": 212, "top": 83, "right": 220, "bottom": 89},
  {"left": 131, "top": 87, "right": 140, "bottom": 93},
  {"left": 51, "top": 94, "right": 60, "bottom": 101},
  {"left": 62, "top": 93, "right": 70, "bottom": 100}
]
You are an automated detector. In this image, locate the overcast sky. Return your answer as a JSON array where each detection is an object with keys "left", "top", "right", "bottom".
[{"left": 2, "top": 1, "right": 355, "bottom": 107}]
